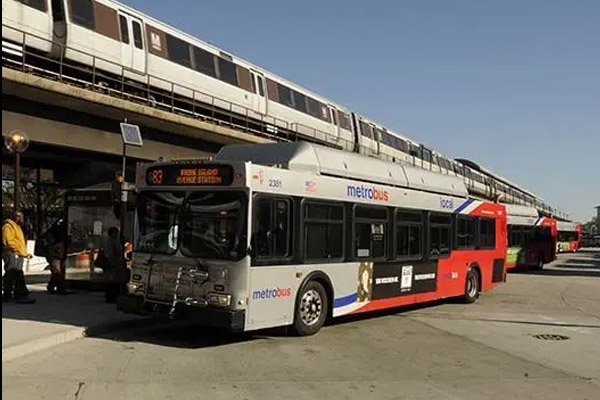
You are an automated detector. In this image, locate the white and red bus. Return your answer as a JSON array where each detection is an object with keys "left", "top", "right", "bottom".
[
  {"left": 506, "top": 205, "right": 557, "bottom": 271},
  {"left": 556, "top": 221, "right": 581, "bottom": 253},
  {"left": 119, "top": 142, "right": 508, "bottom": 335}
]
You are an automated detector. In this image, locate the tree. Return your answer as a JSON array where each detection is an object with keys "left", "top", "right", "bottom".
[{"left": 581, "top": 217, "right": 598, "bottom": 236}]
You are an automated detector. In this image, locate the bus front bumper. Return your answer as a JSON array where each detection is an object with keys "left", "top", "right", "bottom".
[{"left": 117, "top": 295, "right": 246, "bottom": 331}]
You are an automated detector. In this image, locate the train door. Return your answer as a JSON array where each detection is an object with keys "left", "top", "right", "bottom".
[
  {"left": 118, "top": 13, "right": 146, "bottom": 74},
  {"left": 354, "top": 116, "right": 377, "bottom": 156},
  {"left": 329, "top": 106, "right": 340, "bottom": 140},
  {"left": 373, "top": 123, "right": 381, "bottom": 155},
  {"left": 250, "top": 70, "right": 267, "bottom": 115}
]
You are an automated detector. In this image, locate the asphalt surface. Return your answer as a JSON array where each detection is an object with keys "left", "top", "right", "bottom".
[{"left": 3, "top": 250, "right": 599, "bottom": 400}]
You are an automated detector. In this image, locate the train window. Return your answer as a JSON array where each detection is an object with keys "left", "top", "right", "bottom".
[
  {"left": 277, "top": 85, "right": 293, "bottom": 108},
  {"left": 422, "top": 148, "right": 432, "bottom": 163},
  {"left": 218, "top": 57, "right": 238, "bottom": 86},
  {"left": 396, "top": 211, "right": 423, "bottom": 258},
  {"left": 456, "top": 216, "right": 476, "bottom": 249},
  {"left": 52, "top": 0, "right": 64, "bottom": 21},
  {"left": 16, "top": 0, "right": 47, "bottom": 12},
  {"left": 429, "top": 213, "right": 451, "bottom": 259},
  {"left": 304, "top": 202, "right": 344, "bottom": 261},
  {"left": 132, "top": 21, "right": 143, "bottom": 49},
  {"left": 256, "top": 75, "right": 265, "bottom": 96},
  {"left": 338, "top": 112, "right": 351, "bottom": 130},
  {"left": 395, "top": 137, "right": 409, "bottom": 153},
  {"left": 292, "top": 91, "right": 308, "bottom": 113},
  {"left": 479, "top": 218, "right": 496, "bottom": 249},
  {"left": 70, "top": 0, "right": 95, "bottom": 30},
  {"left": 307, "top": 97, "right": 322, "bottom": 119},
  {"left": 192, "top": 46, "right": 216, "bottom": 78},
  {"left": 166, "top": 34, "right": 192, "bottom": 68},
  {"left": 380, "top": 130, "right": 391, "bottom": 146},
  {"left": 119, "top": 15, "right": 129, "bottom": 44},
  {"left": 354, "top": 206, "right": 387, "bottom": 259},
  {"left": 410, "top": 144, "right": 422, "bottom": 159},
  {"left": 359, "top": 121, "right": 373, "bottom": 139},
  {"left": 236, "top": 66, "right": 252, "bottom": 92}
]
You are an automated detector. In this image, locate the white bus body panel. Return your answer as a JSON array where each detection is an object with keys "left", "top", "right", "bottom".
[
  {"left": 556, "top": 221, "right": 577, "bottom": 232},
  {"left": 217, "top": 142, "right": 468, "bottom": 198},
  {"left": 506, "top": 204, "right": 539, "bottom": 226}
]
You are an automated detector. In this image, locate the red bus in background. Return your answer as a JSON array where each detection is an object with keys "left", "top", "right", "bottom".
[
  {"left": 556, "top": 222, "right": 582, "bottom": 253},
  {"left": 506, "top": 205, "right": 557, "bottom": 271}
]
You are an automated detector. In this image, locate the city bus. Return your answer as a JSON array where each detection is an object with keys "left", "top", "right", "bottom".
[
  {"left": 118, "top": 142, "right": 507, "bottom": 335},
  {"left": 556, "top": 221, "right": 581, "bottom": 253},
  {"left": 506, "top": 204, "right": 557, "bottom": 271}
]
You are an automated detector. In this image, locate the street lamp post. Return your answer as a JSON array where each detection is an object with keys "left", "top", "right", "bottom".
[{"left": 4, "top": 130, "right": 30, "bottom": 212}]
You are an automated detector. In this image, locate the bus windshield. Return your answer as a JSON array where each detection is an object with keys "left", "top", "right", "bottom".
[
  {"left": 135, "top": 192, "right": 184, "bottom": 255},
  {"left": 180, "top": 192, "right": 247, "bottom": 260},
  {"left": 135, "top": 191, "right": 247, "bottom": 260}
]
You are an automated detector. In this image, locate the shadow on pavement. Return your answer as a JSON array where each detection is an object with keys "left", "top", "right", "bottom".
[
  {"left": 89, "top": 299, "right": 449, "bottom": 349},
  {"left": 89, "top": 322, "right": 271, "bottom": 349},
  {"left": 557, "top": 261, "right": 599, "bottom": 269},
  {"left": 2, "top": 288, "right": 120, "bottom": 328},
  {"left": 514, "top": 268, "right": 600, "bottom": 278}
]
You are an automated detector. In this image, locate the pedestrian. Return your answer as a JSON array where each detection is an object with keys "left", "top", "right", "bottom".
[
  {"left": 2, "top": 211, "right": 36, "bottom": 303},
  {"left": 103, "top": 227, "right": 128, "bottom": 303},
  {"left": 44, "top": 219, "right": 68, "bottom": 295}
]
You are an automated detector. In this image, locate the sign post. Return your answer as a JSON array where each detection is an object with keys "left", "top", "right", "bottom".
[{"left": 119, "top": 121, "right": 143, "bottom": 241}]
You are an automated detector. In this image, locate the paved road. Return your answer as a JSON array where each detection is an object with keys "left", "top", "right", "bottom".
[{"left": 3, "top": 251, "right": 599, "bottom": 400}]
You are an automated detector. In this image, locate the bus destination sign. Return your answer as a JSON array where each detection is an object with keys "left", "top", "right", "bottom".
[{"left": 146, "top": 164, "right": 234, "bottom": 186}]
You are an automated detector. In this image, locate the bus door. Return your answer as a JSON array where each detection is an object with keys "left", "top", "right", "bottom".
[
  {"left": 118, "top": 13, "right": 146, "bottom": 74},
  {"left": 250, "top": 70, "right": 267, "bottom": 115}
]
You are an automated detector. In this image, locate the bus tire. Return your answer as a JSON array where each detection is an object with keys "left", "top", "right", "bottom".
[
  {"left": 292, "top": 280, "right": 328, "bottom": 336},
  {"left": 531, "top": 253, "right": 544, "bottom": 271},
  {"left": 463, "top": 268, "right": 480, "bottom": 304}
]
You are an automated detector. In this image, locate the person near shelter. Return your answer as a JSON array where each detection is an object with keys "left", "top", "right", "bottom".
[
  {"left": 44, "top": 219, "right": 68, "bottom": 295},
  {"left": 2, "top": 211, "right": 36, "bottom": 303},
  {"left": 103, "top": 227, "right": 129, "bottom": 303}
]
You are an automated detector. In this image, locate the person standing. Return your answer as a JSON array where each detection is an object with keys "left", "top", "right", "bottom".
[
  {"left": 103, "top": 227, "right": 128, "bottom": 303},
  {"left": 2, "top": 211, "right": 36, "bottom": 303},
  {"left": 45, "top": 219, "right": 68, "bottom": 294}
]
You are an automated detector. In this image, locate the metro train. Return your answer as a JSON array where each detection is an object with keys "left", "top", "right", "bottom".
[{"left": 1, "top": 0, "right": 569, "bottom": 219}]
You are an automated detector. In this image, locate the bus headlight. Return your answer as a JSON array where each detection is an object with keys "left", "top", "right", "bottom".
[
  {"left": 127, "top": 282, "right": 145, "bottom": 294},
  {"left": 207, "top": 293, "right": 231, "bottom": 307}
]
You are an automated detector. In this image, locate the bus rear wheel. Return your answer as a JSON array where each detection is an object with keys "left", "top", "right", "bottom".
[
  {"left": 530, "top": 253, "right": 545, "bottom": 271},
  {"left": 463, "top": 268, "right": 480, "bottom": 304},
  {"left": 292, "top": 280, "right": 328, "bottom": 336}
]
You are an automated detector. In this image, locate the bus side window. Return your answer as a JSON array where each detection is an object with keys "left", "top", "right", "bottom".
[
  {"left": 354, "top": 206, "right": 387, "bottom": 259},
  {"left": 253, "top": 197, "right": 292, "bottom": 260},
  {"left": 429, "top": 213, "right": 452, "bottom": 258}
]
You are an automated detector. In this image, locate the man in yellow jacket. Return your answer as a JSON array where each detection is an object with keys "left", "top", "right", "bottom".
[{"left": 2, "top": 211, "right": 35, "bottom": 303}]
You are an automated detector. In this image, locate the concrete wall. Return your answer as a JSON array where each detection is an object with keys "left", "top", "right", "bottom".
[{"left": 2, "top": 110, "right": 209, "bottom": 161}]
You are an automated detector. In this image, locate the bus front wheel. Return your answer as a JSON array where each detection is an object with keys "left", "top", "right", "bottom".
[
  {"left": 292, "top": 280, "right": 328, "bottom": 336},
  {"left": 463, "top": 268, "right": 480, "bottom": 304}
]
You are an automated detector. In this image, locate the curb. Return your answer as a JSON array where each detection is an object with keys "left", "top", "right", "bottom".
[
  {"left": 2, "top": 327, "right": 85, "bottom": 363},
  {"left": 2, "top": 317, "right": 158, "bottom": 363}
]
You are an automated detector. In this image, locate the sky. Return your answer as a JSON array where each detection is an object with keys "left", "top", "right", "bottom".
[{"left": 123, "top": 0, "right": 599, "bottom": 222}]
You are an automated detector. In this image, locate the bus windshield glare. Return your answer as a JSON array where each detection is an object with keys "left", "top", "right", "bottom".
[{"left": 135, "top": 191, "right": 247, "bottom": 260}]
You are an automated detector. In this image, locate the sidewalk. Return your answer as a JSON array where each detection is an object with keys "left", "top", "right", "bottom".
[{"left": 2, "top": 284, "right": 149, "bottom": 362}]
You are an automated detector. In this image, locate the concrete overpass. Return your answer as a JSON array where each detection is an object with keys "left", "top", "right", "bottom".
[
  {"left": 2, "top": 67, "right": 272, "bottom": 158},
  {"left": 2, "top": 66, "right": 276, "bottom": 188}
]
